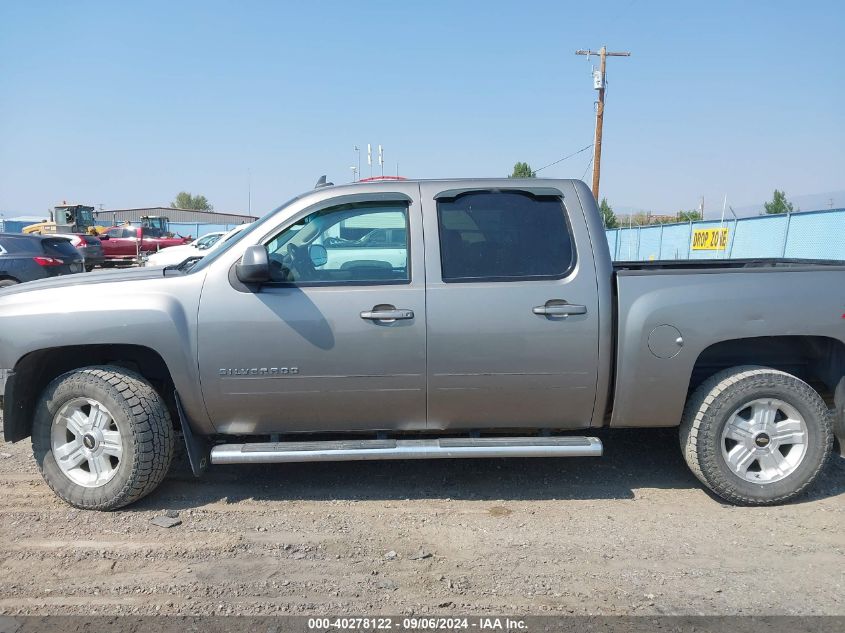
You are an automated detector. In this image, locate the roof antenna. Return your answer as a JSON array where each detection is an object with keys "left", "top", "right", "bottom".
[{"left": 314, "top": 175, "right": 334, "bottom": 189}]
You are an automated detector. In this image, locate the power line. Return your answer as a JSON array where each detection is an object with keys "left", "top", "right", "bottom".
[
  {"left": 535, "top": 143, "right": 594, "bottom": 173},
  {"left": 581, "top": 155, "right": 594, "bottom": 181}
]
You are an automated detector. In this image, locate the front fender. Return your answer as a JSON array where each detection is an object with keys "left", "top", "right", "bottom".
[{"left": 0, "top": 271, "right": 213, "bottom": 441}]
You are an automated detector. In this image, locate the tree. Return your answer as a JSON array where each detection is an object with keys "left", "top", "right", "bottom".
[
  {"left": 171, "top": 192, "right": 213, "bottom": 211},
  {"left": 764, "top": 189, "right": 793, "bottom": 215},
  {"left": 677, "top": 210, "right": 703, "bottom": 222},
  {"left": 509, "top": 162, "right": 536, "bottom": 178},
  {"left": 599, "top": 197, "right": 618, "bottom": 228}
]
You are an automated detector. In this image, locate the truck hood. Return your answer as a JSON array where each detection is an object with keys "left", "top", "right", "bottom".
[{"left": 0, "top": 266, "right": 166, "bottom": 298}]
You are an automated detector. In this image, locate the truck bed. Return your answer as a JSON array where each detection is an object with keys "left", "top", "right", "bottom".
[{"left": 610, "top": 259, "right": 845, "bottom": 429}]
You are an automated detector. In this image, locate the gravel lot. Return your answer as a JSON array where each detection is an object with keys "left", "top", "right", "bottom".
[{"left": 0, "top": 411, "right": 843, "bottom": 617}]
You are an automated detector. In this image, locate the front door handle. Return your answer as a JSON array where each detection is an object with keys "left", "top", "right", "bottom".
[
  {"left": 532, "top": 303, "right": 587, "bottom": 317},
  {"left": 360, "top": 307, "right": 414, "bottom": 322}
]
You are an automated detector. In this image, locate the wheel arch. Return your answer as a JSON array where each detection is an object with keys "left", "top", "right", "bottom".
[
  {"left": 688, "top": 335, "right": 845, "bottom": 402},
  {"left": 3, "top": 344, "right": 176, "bottom": 443},
  {"left": 689, "top": 335, "right": 845, "bottom": 454}
]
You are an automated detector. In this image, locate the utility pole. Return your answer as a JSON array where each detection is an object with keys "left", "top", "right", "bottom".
[{"left": 575, "top": 46, "right": 630, "bottom": 200}]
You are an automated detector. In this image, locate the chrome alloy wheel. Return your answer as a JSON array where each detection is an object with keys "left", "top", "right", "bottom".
[
  {"left": 50, "top": 398, "right": 123, "bottom": 487},
  {"left": 720, "top": 398, "right": 808, "bottom": 484}
]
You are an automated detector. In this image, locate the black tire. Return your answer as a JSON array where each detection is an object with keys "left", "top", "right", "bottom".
[
  {"left": 680, "top": 365, "right": 833, "bottom": 505},
  {"left": 85, "top": 265, "right": 95, "bottom": 272},
  {"left": 32, "top": 366, "right": 175, "bottom": 510},
  {"left": 0, "top": 279, "right": 19, "bottom": 287}
]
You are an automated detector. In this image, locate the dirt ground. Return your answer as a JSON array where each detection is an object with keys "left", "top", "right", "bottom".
[{"left": 0, "top": 412, "right": 843, "bottom": 617}]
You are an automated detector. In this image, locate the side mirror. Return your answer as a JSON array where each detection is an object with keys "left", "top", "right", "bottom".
[
  {"left": 309, "top": 244, "right": 328, "bottom": 267},
  {"left": 236, "top": 245, "right": 270, "bottom": 284},
  {"left": 99, "top": 234, "right": 110, "bottom": 240}
]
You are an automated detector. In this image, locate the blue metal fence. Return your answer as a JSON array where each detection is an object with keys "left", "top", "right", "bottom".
[
  {"left": 0, "top": 220, "right": 32, "bottom": 234},
  {"left": 167, "top": 222, "right": 248, "bottom": 238},
  {"left": 605, "top": 208, "right": 845, "bottom": 261},
  {"left": 1, "top": 220, "right": 248, "bottom": 237}
]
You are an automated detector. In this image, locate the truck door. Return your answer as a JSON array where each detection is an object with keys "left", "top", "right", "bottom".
[
  {"left": 101, "top": 227, "right": 137, "bottom": 258},
  {"left": 420, "top": 182, "right": 600, "bottom": 430},
  {"left": 196, "top": 185, "right": 427, "bottom": 434}
]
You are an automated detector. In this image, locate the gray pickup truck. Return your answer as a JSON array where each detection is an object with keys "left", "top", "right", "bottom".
[{"left": 1, "top": 178, "right": 843, "bottom": 510}]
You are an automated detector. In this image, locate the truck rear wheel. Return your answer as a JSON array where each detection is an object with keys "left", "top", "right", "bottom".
[
  {"left": 680, "top": 366, "right": 832, "bottom": 505},
  {"left": 32, "top": 366, "right": 174, "bottom": 510}
]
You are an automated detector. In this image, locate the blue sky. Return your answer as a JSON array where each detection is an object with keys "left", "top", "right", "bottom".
[{"left": 1, "top": 0, "right": 843, "bottom": 219}]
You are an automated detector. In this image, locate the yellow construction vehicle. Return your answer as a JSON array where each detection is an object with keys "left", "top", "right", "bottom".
[{"left": 23, "top": 204, "right": 100, "bottom": 235}]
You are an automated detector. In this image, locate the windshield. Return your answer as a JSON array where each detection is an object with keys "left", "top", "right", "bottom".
[
  {"left": 188, "top": 194, "right": 304, "bottom": 273},
  {"left": 77, "top": 207, "right": 95, "bottom": 226},
  {"left": 195, "top": 233, "right": 222, "bottom": 249}
]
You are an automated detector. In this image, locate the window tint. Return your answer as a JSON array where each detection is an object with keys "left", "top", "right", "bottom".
[
  {"left": 0, "top": 236, "right": 37, "bottom": 254},
  {"left": 437, "top": 191, "right": 574, "bottom": 281},
  {"left": 106, "top": 228, "right": 123, "bottom": 238},
  {"left": 42, "top": 239, "right": 79, "bottom": 258},
  {"left": 265, "top": 203, "right": 410, "bottom": 285},
  {"left": 142, "top": 227, "right": 164, "bottom": 238}
]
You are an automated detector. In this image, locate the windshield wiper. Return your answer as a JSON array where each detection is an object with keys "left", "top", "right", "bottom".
[{"left": 163, "top": 256, "right": 204, "bottom": 276}]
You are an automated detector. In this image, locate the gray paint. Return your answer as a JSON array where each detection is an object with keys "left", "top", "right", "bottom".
[
  {"left": 196, "top": 181, "right": 426, "bottom": 434},
  {"left": 612, "top": 264, "right": 845, "bottom": 427},
  {"left": 1, "top": 178, "right": 844, "bottom": 445},
  {"left": 420, "top": 180, "right": 600, "bottom": 430}
]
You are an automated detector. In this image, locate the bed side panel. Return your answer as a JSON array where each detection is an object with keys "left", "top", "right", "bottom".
[{"left": 611, "top": 267, "right": 845, "bottom": 427}]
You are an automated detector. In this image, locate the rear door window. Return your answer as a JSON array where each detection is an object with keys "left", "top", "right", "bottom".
[{"left": 436, "top": 191, "right": 575, "bottom": 282}]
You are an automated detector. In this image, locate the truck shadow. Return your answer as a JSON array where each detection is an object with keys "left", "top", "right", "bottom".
[{"left": 137, "top": 428, "right": 845, "bottom": 510}]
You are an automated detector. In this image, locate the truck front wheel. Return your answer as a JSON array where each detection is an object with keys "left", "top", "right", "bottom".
[
  {"left": 32, "top": 366, "right": 174, "bottom": 510},
  {"left": 680, "top": 366, "right": 833, "bottom": 505}
]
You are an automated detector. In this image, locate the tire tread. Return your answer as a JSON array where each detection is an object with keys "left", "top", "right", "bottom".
[
  {"left": 680, "top": 365, "right": 832, "bottom": 505},
  {"left": 33, "top": 366, "right": 174, "bottom": 510}
]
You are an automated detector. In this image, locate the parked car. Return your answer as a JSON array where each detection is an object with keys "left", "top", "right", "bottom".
[
  {"left": 0, "top": 233, "right": 84, "bottom": 286},
  {"left": 144, "top": 225, "right": 251, "bottom": 268},
  {"left": 0, "top": 178, "right": 843, "bottom": 511},
  {"left": 98, "top": 225, "right": 188, "bottom": 264},
  {"left": 54, "top": 233, "right": 105, "bottom": 271}
]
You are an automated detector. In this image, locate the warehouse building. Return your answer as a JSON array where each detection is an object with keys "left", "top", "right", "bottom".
[{"left": 95, "top": 206, "right": 258, "bottom": 226}]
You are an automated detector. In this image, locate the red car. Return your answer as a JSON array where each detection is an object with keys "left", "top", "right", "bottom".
[{"left": 98, "top": 225, "right": 189, "bottom": 264}]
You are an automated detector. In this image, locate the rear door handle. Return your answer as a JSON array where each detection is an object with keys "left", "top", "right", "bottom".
[
  {"left": 532, "top": 303, "right": 587, "bottom": 317},
  {"left": 360, "top": 308, "right": 415, "bottom": 322}
]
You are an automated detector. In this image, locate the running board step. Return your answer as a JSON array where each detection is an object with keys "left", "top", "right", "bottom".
[{"left": 210, "top": 436, "right": 603, "bottom": 464}]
